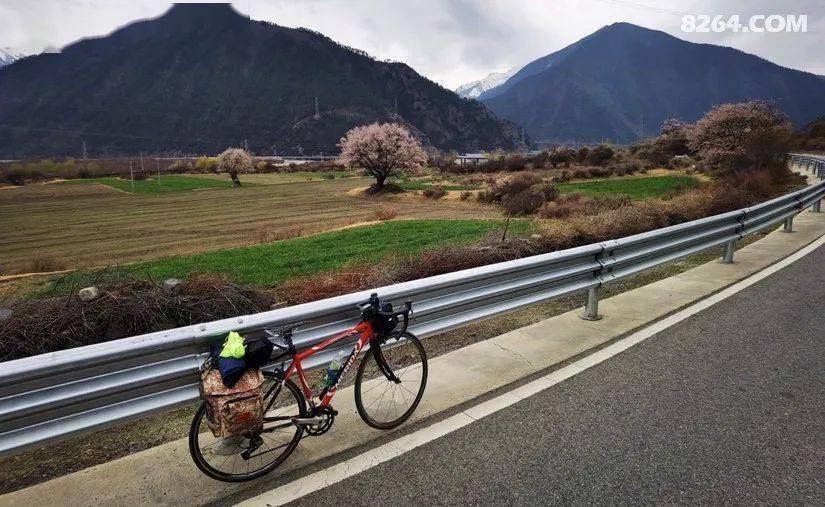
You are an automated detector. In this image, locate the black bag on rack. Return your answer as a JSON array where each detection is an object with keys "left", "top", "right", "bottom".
[{"left": 244, "top": 337, "right": 276, "bottom": 369}]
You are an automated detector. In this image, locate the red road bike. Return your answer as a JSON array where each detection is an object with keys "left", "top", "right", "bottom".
[{"left": 189, "top": 294, "right": 428, "bottom": 481}]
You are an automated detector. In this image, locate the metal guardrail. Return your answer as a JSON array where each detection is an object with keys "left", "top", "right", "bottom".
[{"left": 1, "top": 155, "right": 824, "bottom": 455}]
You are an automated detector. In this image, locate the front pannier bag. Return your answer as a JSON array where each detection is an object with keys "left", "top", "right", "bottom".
[{"left": 201, "top": 368, "right": 264, "bottom": 438}]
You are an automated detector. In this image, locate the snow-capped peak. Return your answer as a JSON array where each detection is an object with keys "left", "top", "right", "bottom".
[
  {"left": 0, "top": 47, "right": 25, "bottom": 68},
  {"left": 455, "top": 68, "right": 516, "bottom": 99}
]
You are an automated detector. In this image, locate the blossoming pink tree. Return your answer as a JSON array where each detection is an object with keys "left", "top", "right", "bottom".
[
  {"left": 687, "top": 101, "right": 792, "bottom": 173},
  {"left": 337, "top": 122, "right": 427, "bottom": 191},
  {"left": 216, "top": 147, "right": 253, "bottom": 187}
]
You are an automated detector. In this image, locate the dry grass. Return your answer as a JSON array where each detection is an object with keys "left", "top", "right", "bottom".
[
  {"left": 540, "top": 194, "right": 632, "bottom": 219},
  {"left": 0, "top": 274, "right": 273, "bottom": 361},
  {"left": 0, "top": 177, "right": 497, "bottom": 272},
  {"left": 373, "top": 204, "right": 398, "bottom": 221},
  {"left": 253, "top": 226, "right": 303, "bottom": 244},
  {"left": 20, "top": 256, "right": 67, "bottom": 273}
]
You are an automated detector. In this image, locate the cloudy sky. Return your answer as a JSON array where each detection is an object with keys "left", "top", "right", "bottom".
[{"left": 1, "top": 0, "right": 823, "bottom": 88}]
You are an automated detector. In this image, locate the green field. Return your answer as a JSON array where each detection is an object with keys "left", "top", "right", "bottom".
[
  {"left": 48, "top": 219, "right": 531, "bottom": 289},
  {"left": 396, "top": 180, "right": 480, "bottom": 191},
  {"left": 62, "top": 175, "right": 234, "bottom": 193},
  {"left": 557, "top": 175, "right": 700, "bottom": 200}
]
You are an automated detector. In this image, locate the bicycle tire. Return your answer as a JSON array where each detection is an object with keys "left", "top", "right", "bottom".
[
  {"left": 189, "top": 372, "right": 307, "bottom": 482},
  {"left": 354, "top": 331, "right": 428, "bottom": 430}
]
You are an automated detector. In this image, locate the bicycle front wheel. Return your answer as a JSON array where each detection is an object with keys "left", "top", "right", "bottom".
[
  {"left": 354, "top": 331, "right": 428, "bottom": 429},
  {"left": 189, "top": 373, "right": 307, "bottom": 482}
]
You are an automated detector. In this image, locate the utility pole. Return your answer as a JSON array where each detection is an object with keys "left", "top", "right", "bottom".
[
  {"left": 244, "top": 138, "right": 249, "bottom": 152},
  {"left": 393, "top": 98, "right": 398, "bottom": 118},
  {"left": 314, "top": 97, "right": 320, "bottom": 119},
  {"left": 156, "top": 157, "right": 161, "bottom": 187},
  {"left": 139, "top": 151, "right": 145, "bottom": 180},
  {"left": 82, "top": 140, "right": 87, "bottom": 160},
  {"left": 129, "top": 160, "right": 135, "bottom": 193}
]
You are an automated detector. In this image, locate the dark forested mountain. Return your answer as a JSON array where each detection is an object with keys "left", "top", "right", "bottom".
[
  {"left": 0, "top": 3, "right": 527, "bottom": 158},
  {"left": 480, "top": 22, "right": 825, "bottom": 145}
]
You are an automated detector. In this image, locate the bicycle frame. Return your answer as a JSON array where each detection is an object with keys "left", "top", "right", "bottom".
[{"left": 281, "top": 320, "right": 375, "bottom": 407}]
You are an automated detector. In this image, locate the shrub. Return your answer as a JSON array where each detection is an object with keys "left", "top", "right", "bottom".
[
  {"left": 491, "top": 172, "right": 542, "bottom": 199},
  {"left": 422, "top": 186, "right": 447, "bottom": 199},
  {"left": 502, "top": 189, "right": 545, "bottom": 215},
  {"left": 459, "top": 191, "right": 472, "bottom": 201},
  {"left": 277, "top": 264, "right": 379, "bottom": 304},
  {"left": 548, "top": 147, "right": 577, "bottom": 167},
  {"left": 194, "top": 156, "right": 217, "bottom": 173},
  {"left": 533, "top": 182, "right": 558, "bottom": 201},
  {"left": 374, "top": 204, "right": 398, "bottom": 221},
  {"left": 585, "top": 144, "right": 615, "bottom": 165},
  {"left": 539, "top": 193, "right": 632, "bottom": 219},
  {"left": 576, "top": 146, "right": 590, "bottom": 163},
  {"left": 169, "top": 160, "right": 192, "bottom": 173},
  {"left": 21, "top": 256, "right": 67, "bottom": 274}
]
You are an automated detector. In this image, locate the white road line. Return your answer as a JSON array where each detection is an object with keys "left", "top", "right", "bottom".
[{"left": 238, "top": 232, "right": 825, "bottom": 506}]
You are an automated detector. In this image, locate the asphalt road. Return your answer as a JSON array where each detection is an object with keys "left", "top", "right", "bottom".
[{"left": 289, "top": 243, "right": 825, "bottom": 505}]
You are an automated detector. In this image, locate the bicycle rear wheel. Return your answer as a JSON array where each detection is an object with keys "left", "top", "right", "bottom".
[
  {"left": 189, "top": 372, "right": 307, "bottom": 482},
  {"left": 354, "top": 331, "right": 427, "bottom": 429}
]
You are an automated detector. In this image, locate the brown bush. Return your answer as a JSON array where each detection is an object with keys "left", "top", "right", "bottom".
[
  {"left": 533, "top": 182, "right": 558, "bottom": 201},
  {"left": 374, "top": 204, "right": 398, "bottom": 221},
  {"left": 484, "top": 172, "right": 542, "bottom": 201},
  {"left": 19, "top": 256, "right": 67, "bottom": 274},
  {"left": 461, "top": 174, "right": 496, "bottom": 186},
  {"left": 502, "top": 189, "right": 545, "bottom": 215},
  {"left": 278, "top": 265, "right": 380, "bottom": 304},
  {"left": 459, "top": 191, "right": 472, "bottom": 201},
  {"left": 0, "top": 274, "right": 272, "bottom": 360},
  {"left": 422, "top": 186, "right": 447, "bottom": 199},
  {"left": 539, "top": 193, "right": 632, "bottom": 219},
  {"left": 254, "top": 226, "right": 303, "bottom": 243}
]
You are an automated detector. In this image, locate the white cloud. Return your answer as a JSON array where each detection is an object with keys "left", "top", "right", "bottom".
[{"left": 1, "top": 0, "right": 822, "bottom": 88}]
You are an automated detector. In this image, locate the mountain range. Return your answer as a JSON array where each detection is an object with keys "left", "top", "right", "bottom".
[
  {"left": 474, "top": 22, "right": 825, "bottom": 145},
  {"left": 0, "top": 4, "right": 527, "bottom": 158}
]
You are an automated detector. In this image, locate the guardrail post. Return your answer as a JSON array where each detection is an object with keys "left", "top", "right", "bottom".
[
  {"left": 812, "top": 199, "right": 822, "bottom": 213},
  {"left": 720, "top": 240, "right": 735, "bottom": 264},
  {"left": 580, "top": 287, "right": 602, "bottom": 321},
  {"left": 783, "top": 215, "right": 794, "bottom": 232}
]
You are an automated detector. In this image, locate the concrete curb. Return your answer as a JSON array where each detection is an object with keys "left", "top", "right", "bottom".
[{"left": 4, "top": 210, "right": 825, "bottom": 506}]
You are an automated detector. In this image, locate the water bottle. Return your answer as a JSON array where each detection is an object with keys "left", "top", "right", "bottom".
[{"left": 322, "top": 350, "right": 345, "bottom": 387}]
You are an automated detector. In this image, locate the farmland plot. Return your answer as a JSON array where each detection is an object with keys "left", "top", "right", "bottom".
[{"left": 0, "top": 177, "right": 498, "bottom": 272}]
